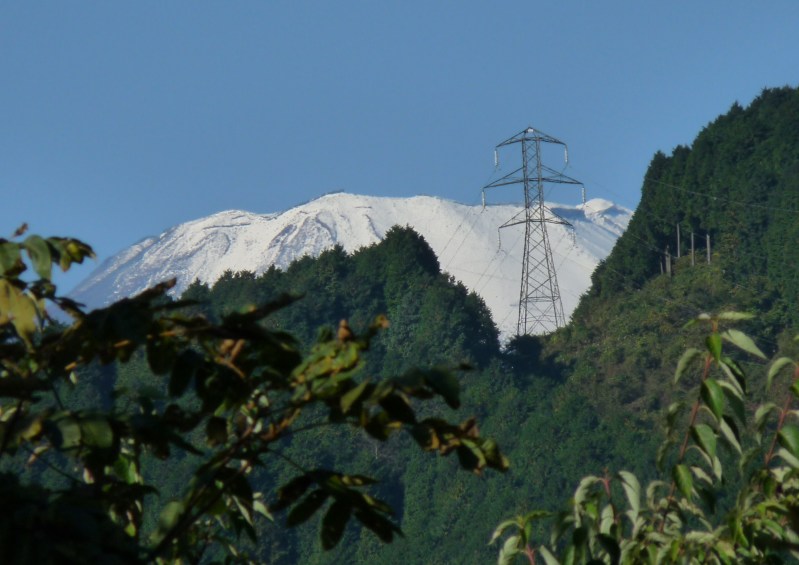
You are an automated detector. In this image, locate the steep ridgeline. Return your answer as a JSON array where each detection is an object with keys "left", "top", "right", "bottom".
[
  {"left": 70, "top": 193, "right": 630, "bottom": 337},
  {"left": 553, "top": 86, "right": 799, "bottom": 421},
  {"left": 590, "top": 86, "right": 799, "bottom": 310}
]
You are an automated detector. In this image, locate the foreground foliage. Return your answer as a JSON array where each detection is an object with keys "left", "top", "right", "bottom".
[
  {"left": 493, "top": 312, "right": 799, "bottom": 564},
  {"left": 0, "top": 227, "right": 507, "bottom": 563}
]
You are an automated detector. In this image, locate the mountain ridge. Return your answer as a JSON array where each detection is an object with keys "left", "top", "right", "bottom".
[{"left": 70, "top": 192, "right": 632, "bottom": 336}]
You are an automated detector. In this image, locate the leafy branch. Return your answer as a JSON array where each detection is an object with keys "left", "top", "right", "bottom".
[
  {"left": 491, "top": 312, "right": 799, "bottom": 564},
  {"left": 0, "top": 228, "right": 508, "bottom": 563}
]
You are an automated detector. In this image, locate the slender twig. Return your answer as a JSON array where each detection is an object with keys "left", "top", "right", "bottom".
[
  {"left": 148, "top": 407, "right": 267, "bottom": 560},
  {"left": 524, "top": 546, "right": 536, "bottom": 565},
  {"left": 764, "top": 366, "right": 799, "bottom": 466},
  {"left": 764, "top": 395, "right": 793, "bottom": 466},
  {"left": 659, "top": 353, "right": 713, "bottom": 533}
]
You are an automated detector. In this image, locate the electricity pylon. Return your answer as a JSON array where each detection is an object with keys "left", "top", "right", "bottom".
[{"left": 483, "top": 127, "right": 583, "bottom": 336}]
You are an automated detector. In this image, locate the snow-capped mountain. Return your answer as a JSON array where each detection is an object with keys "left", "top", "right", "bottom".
[{"left": 70, "top": 193, "right": 631, "bottom": 337}]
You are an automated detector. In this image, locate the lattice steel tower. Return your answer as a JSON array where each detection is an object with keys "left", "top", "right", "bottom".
[{"left": 483, "top": 127, "right": 583, "bottom": 336}]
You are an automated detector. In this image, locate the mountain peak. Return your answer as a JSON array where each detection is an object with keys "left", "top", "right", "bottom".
[{"left": 70, "top": 192, "right": 630, "bottom": 337}]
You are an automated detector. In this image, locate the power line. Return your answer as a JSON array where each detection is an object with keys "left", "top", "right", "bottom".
[{"left": 649, "top": 179, "right": 799, "bottom": 214}]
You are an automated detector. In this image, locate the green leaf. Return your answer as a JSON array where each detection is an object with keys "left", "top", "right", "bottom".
[
  {"left": 379, "top": 394, "right": 417, "bottom": 424},
  {"left": 656, "top": 439, "right": 675, "bottom": 471},
  {"left": 696, "top": 484, "right": 717, "bottom": 514},
  {"left": 767, "top": 357, "right": 795, "bottom": 391},
  {"left": 253, "top": 498, "right": 273, "bottom": 521},
  {"left": 691, "top": 424, "right": 717, "bottom": 458},
  {"left": 80, "top": 416, "right": 114, "bottom": 449},
  {"left": 721, "top": 329, "right": 765, "bottom": 359},
  {"left": 23, "top": 235, "right": 52, "bottom": 280},
  {"left": 617, "top": 470, "right": 640, "bottom": 522},
  {"left": 718, "top": 381, "right": 745, "bottom": 424},
  {"left": 0, "top": 279, "right": 13, "bottom": 324},
  {"left": 776, "top": 448, "right": 799, "bottom": 469},
  {"left": 340, "top": 378, "right": 370, "bottom": 414},
  {"left": 286, "top": 490, "right": 328, "bottom": 527},
  {"left": 700, "top": 379, "right": 724, "bottom": 422},
  {"left": 711, "top": 454, "right": 723, "bottom": 481},
  {"left": 717, "top": 312, "right": 754, "bottom": 321},
  {"left": 498, "top": 535, "right": 521, "bottom": 565},
  {"left": 599, "top": 503, "right": 614, "bottom": 534},
  {"left": 597, "top": 533, "right": 620, "bottom": 564},
  {"left": 341, "top": 474, "right": 378, "bottom": 487},
  {"left": 755, "top": 403, "right": 778, "bottom": 431},
  {"left": 364, "top": 411, "right": 394, "bottom": 441},
  {"left": 353, "top": 508, "right": 399, "bottom": 543},
  {"left": 360, "top": 493, "right": 392, "bottom": 516},
  {"left": 321, "top": 500, "right": 351, "bottom": 550},
  {"left": 456, "top": 442, "right": 486, "bottom": 471},
  {"left": 272, "top": 475, "right": 314, "bottom": 512},
  {"left": 573, "top": 476, "right": 601, "bottom": 507},
  {"left": 538, "top": 545, "right": 560, "bottom": 565},
  {"left": 689, "top": 465, "right": 713, "bottom": 485},
  {"left": 490, "top": 519, "right": 521, "bottom": 546},
  {"left": 205, "top": 417, "right": 228, "bottom": 447},
  {"left": 706, "top": 333, "right": 722, "bottom": 362},
  {"left": 232, "top": 499, "right": 257, "bottom": 543},
  {"left": 0, "top": 242, "right": 21, "bottom": 276},
  {"left": 153, "top": 500, "right": 185, "bottom": 542},
  {"left": 52, "top": 415, "right": 82, "bottom": 450},
  {"left": 665, "top": 402, "right": 683, "bottom": 437},
  {"left": 778, "top": 424, "right": 799, "bottom": 459},
  {"left": 719, "top": 356, "right": 747, "bottom": 395},
  {"left": 719, "top": 416, "right": 741, "bottom": 454},
  {"left": 480, "top": 438, "right": 510, "bottom": 471},
  {"left": 673, "top": 464, "right": 693, "bottom": 499},
  {"left": 423, "top": 368, "right": 460, "bottom": 409},
  {"left": 674, "top": 348, "right": 702, "bottom": 384},
  {"left": 10, "top": 291, "right": 39, "bottom": 345},
  {"left": 60, "top": 237, "right": 95, "bottom": 264}
]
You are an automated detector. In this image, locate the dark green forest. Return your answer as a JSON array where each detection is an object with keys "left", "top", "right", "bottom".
[
  {"left": 214, "top": 86, "right": 799, "bottom": 562},
  {"left": 172, "top": 226, "right": 655, "bottom": 563},
  {"left": 4, "top": 86, "right": 799, "bottom": 563}
]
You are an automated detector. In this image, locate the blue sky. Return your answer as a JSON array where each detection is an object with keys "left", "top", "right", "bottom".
[{"left": 2, "top": 2, "right": 798, "bottom": 291}]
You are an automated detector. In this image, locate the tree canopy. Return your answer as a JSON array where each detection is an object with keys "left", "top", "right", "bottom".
[{"left": 0, "top": 226, "right": 507, "bottom": 563}]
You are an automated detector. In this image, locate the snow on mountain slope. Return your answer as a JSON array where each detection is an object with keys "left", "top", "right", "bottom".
[{"left": 70, "top": 193, "right": 631, "bottom": 337}]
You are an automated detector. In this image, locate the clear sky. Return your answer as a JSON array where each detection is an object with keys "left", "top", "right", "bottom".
[{"left": 2, "top": 2, "right": 798, "bottom": 291}]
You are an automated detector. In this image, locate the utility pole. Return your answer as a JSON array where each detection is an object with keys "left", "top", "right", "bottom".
[
  {"left": 665, "top": 246, "right": 672, "bottom": 276},
  {"left": 691, "top": 232, "right": 695, "bottom": 266},
  {"left": 483, "top": 127, "right": 583, "bottom": 336},
  {"left": 676, "top": 224, "right": 681, "bottom": 258},
  {"left": 707, "top": 234, "right": 711, "bottom": 264}
]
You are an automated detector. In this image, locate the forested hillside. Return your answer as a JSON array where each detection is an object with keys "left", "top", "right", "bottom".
[
  {"left": 554, "top": 86, "right": 799, "bottom": 423},
  {"left": 5, "top": 87, "right": 799, "bottom": 563},
  {"left": 592, "top": 86, "right": 799, "bottom": 308},
  {"left": 168, "top": 226, "right": 655, "bottom": 563},
  {"left": 211, "top": 86, "right": 799, "bottom": 562}
]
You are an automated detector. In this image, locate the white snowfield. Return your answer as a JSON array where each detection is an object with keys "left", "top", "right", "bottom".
[{"left": 70, "top": 193, "right": 631, "bottom": 337}]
